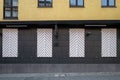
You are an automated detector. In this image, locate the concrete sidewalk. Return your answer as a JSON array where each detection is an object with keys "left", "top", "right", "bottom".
[{"left": 0, "top": 72, "right": 120, "bottom": 80}]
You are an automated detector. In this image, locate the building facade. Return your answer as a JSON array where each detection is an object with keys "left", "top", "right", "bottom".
[{"left": 0, "top": 0, "right": 120, "bottom": 63}]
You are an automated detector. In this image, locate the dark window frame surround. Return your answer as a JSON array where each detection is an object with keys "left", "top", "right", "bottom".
[
  {"left": 101, "top": 0, "right": 116, "bottom": 7},
  {"left": 70, "top": 0, "right": 84, "bottom": 8},
  {"left": 3, "top": 0, "right": 18, "bottom": 19},
  {"left": 38, "top": 0, "right": 53, "bottom": 8}
]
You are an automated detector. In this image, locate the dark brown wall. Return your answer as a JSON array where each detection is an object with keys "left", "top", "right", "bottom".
[
  {"left": 18, "top": 28, "right": 37, "bottom": 62},
  {"left": 0, "top": 27, "right": 120, "bottom": 63},
  {"left": 85, "top": 29, "right": 101, "bottom": 62},
  {"left": 53, "top": 28, "right": 69, "bottom": 62},
  {"left": 117, "top": 29, "right": 120, "bottom": 57},
  {"left": 0, "top": 29, "right": 2, "bottom": 60}
]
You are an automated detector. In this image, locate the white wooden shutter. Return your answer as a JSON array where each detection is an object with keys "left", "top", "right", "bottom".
[
  {"left": 102, "top": 29, "right": 117, "bottom": 57},
  {"left": 37, "top": 29, "right": 52, "bottom": 57},
  {"left": 69, "top": 29, "right": 85, "bottom": 57},
  {"left": 2, "top": 29, "right": 18, "bottom": 57}
]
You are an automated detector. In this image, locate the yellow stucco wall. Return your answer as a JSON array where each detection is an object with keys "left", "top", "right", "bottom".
[
  {"left": 0, "top": 0, "right": 3, "bottom": 20},
  {"left": 0, "top": 0, "right": 120, "bottom": 21}
]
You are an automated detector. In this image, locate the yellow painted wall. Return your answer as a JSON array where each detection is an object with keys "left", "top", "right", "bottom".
[
  {"left": 0, "top": 0, "right": 3, "bottom": 20},
  {"left": 0, "top": 0, "right": 120, "bottom": 21}
]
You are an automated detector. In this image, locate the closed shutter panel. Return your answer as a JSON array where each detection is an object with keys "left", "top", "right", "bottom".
[
  {"left": 102, "top": 29, "right": 117, "bottom": 57},
  {"left": 2, "top": 29, "right": 18, "bottom": 57},
  {"left": 69, "top": 29, "right": 85, "bottom": 57},
  {"left": 37, "top": 29, "right": 52, "bottom": 57}
]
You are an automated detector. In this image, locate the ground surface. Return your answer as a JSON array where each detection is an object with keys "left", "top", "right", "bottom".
[{"left": 0, "top": 72, "right": 120, "bottom": 80}]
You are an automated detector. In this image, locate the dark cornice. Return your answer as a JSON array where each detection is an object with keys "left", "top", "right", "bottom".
[{"left": 0, "top": 20, "right": 120, "bottom": 25}]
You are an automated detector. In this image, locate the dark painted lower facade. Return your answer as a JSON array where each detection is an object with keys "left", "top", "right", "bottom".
[
  {"left": 0, "top": 23, "right": 120, "bottom": 63},
  {"left": 0, "top": 64, "right": 120, "bottom": 73}
]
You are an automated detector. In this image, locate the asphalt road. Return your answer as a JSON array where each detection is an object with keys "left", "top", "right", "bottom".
[{"left": 0, "top": 72, "right": 120, "bottom": 80}]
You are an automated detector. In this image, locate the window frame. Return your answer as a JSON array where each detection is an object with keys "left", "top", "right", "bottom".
[
  {"left": 38, "top": 0, "right": 53, "bottom": 8},
  {"left": 3, "top": 0, "right": 18, "bottom": 19},
  {"left": 101, "top": 0, "right": 116, "bottom": 7},
  {"left": 70, "top": 0, "right": 84, "bottom": 8}
]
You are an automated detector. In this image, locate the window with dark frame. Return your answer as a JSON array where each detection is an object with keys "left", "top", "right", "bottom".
[
  {"left": 4, "top": 0, "right": 18, "bottom": 19},
  {"left": 70, "top": 0, "right": 84, "bottom": 7},
  {"left": 101, "top": 0, "right": 115, "bottom": 7},
  {"left": 38, "top": 0, "right": 52, "bottom": 7}
]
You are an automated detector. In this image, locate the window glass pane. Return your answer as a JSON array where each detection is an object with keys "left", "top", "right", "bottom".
[
  {"left": 39, "top": 0, "right": 45, "bottom": 3},
  {"left": 46, "top": 0, "right": 52, "bottom": 3},
  {"left": 5, "top": 7, "right": 11, "bottom": 11},
  {"left": 109, "top": 0, "right": 115, "bottom": 6},
  {"left": 5, "top": 11, "right": 11, "bottom": 17},
  {"left": 70, "top": 0, "right": 76, "bottom": 6},
  {"left": 102, "top": 0, "right": 107, "bottom": 6},
  {"left": 39, "top": 0, "right": 45, "bottom": 6},
  {"left": 39, "top": 0, "right": 44, "bottom": 1},
  {"left": 12, "top": 7, "right": 18, "bottom": 11},
  {"left": 46, "top": 0, "right": 52, "bottom": 6},
  {"left": 46, "top": 3, "right": 52, "bottom": 6},
  {"left": 12, "top": 11, "right": 18, "bottom": 17},
  {"left": 77, "top": 0, "right": 83, "bottom": 6},
  {"left": 39, "top": 3, "right": 45, "bottom": 6},
  {"left": 12, "top": 0, "right": 18, "bottom": 6},
  {"left": 5, "top": 0, "right": 11, "bottom": 7}
]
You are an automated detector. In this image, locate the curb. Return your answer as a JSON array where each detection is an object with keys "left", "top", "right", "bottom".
[{"left": 0, "top": 72, "right": 120, "bottom": 77}]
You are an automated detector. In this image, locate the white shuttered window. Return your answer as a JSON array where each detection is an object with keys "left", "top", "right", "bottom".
[
  {"left": 69, "top": 29, "right": 85, "bottom": 57},
  {"left": 2, "top": 29, "right": 18, "bottom": 57},
  {"left": 102, "top": 29, "right": 117, "bottom": 57},
  {"left": 37, "top": 29, "right": 52, "bottom": 57}
]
